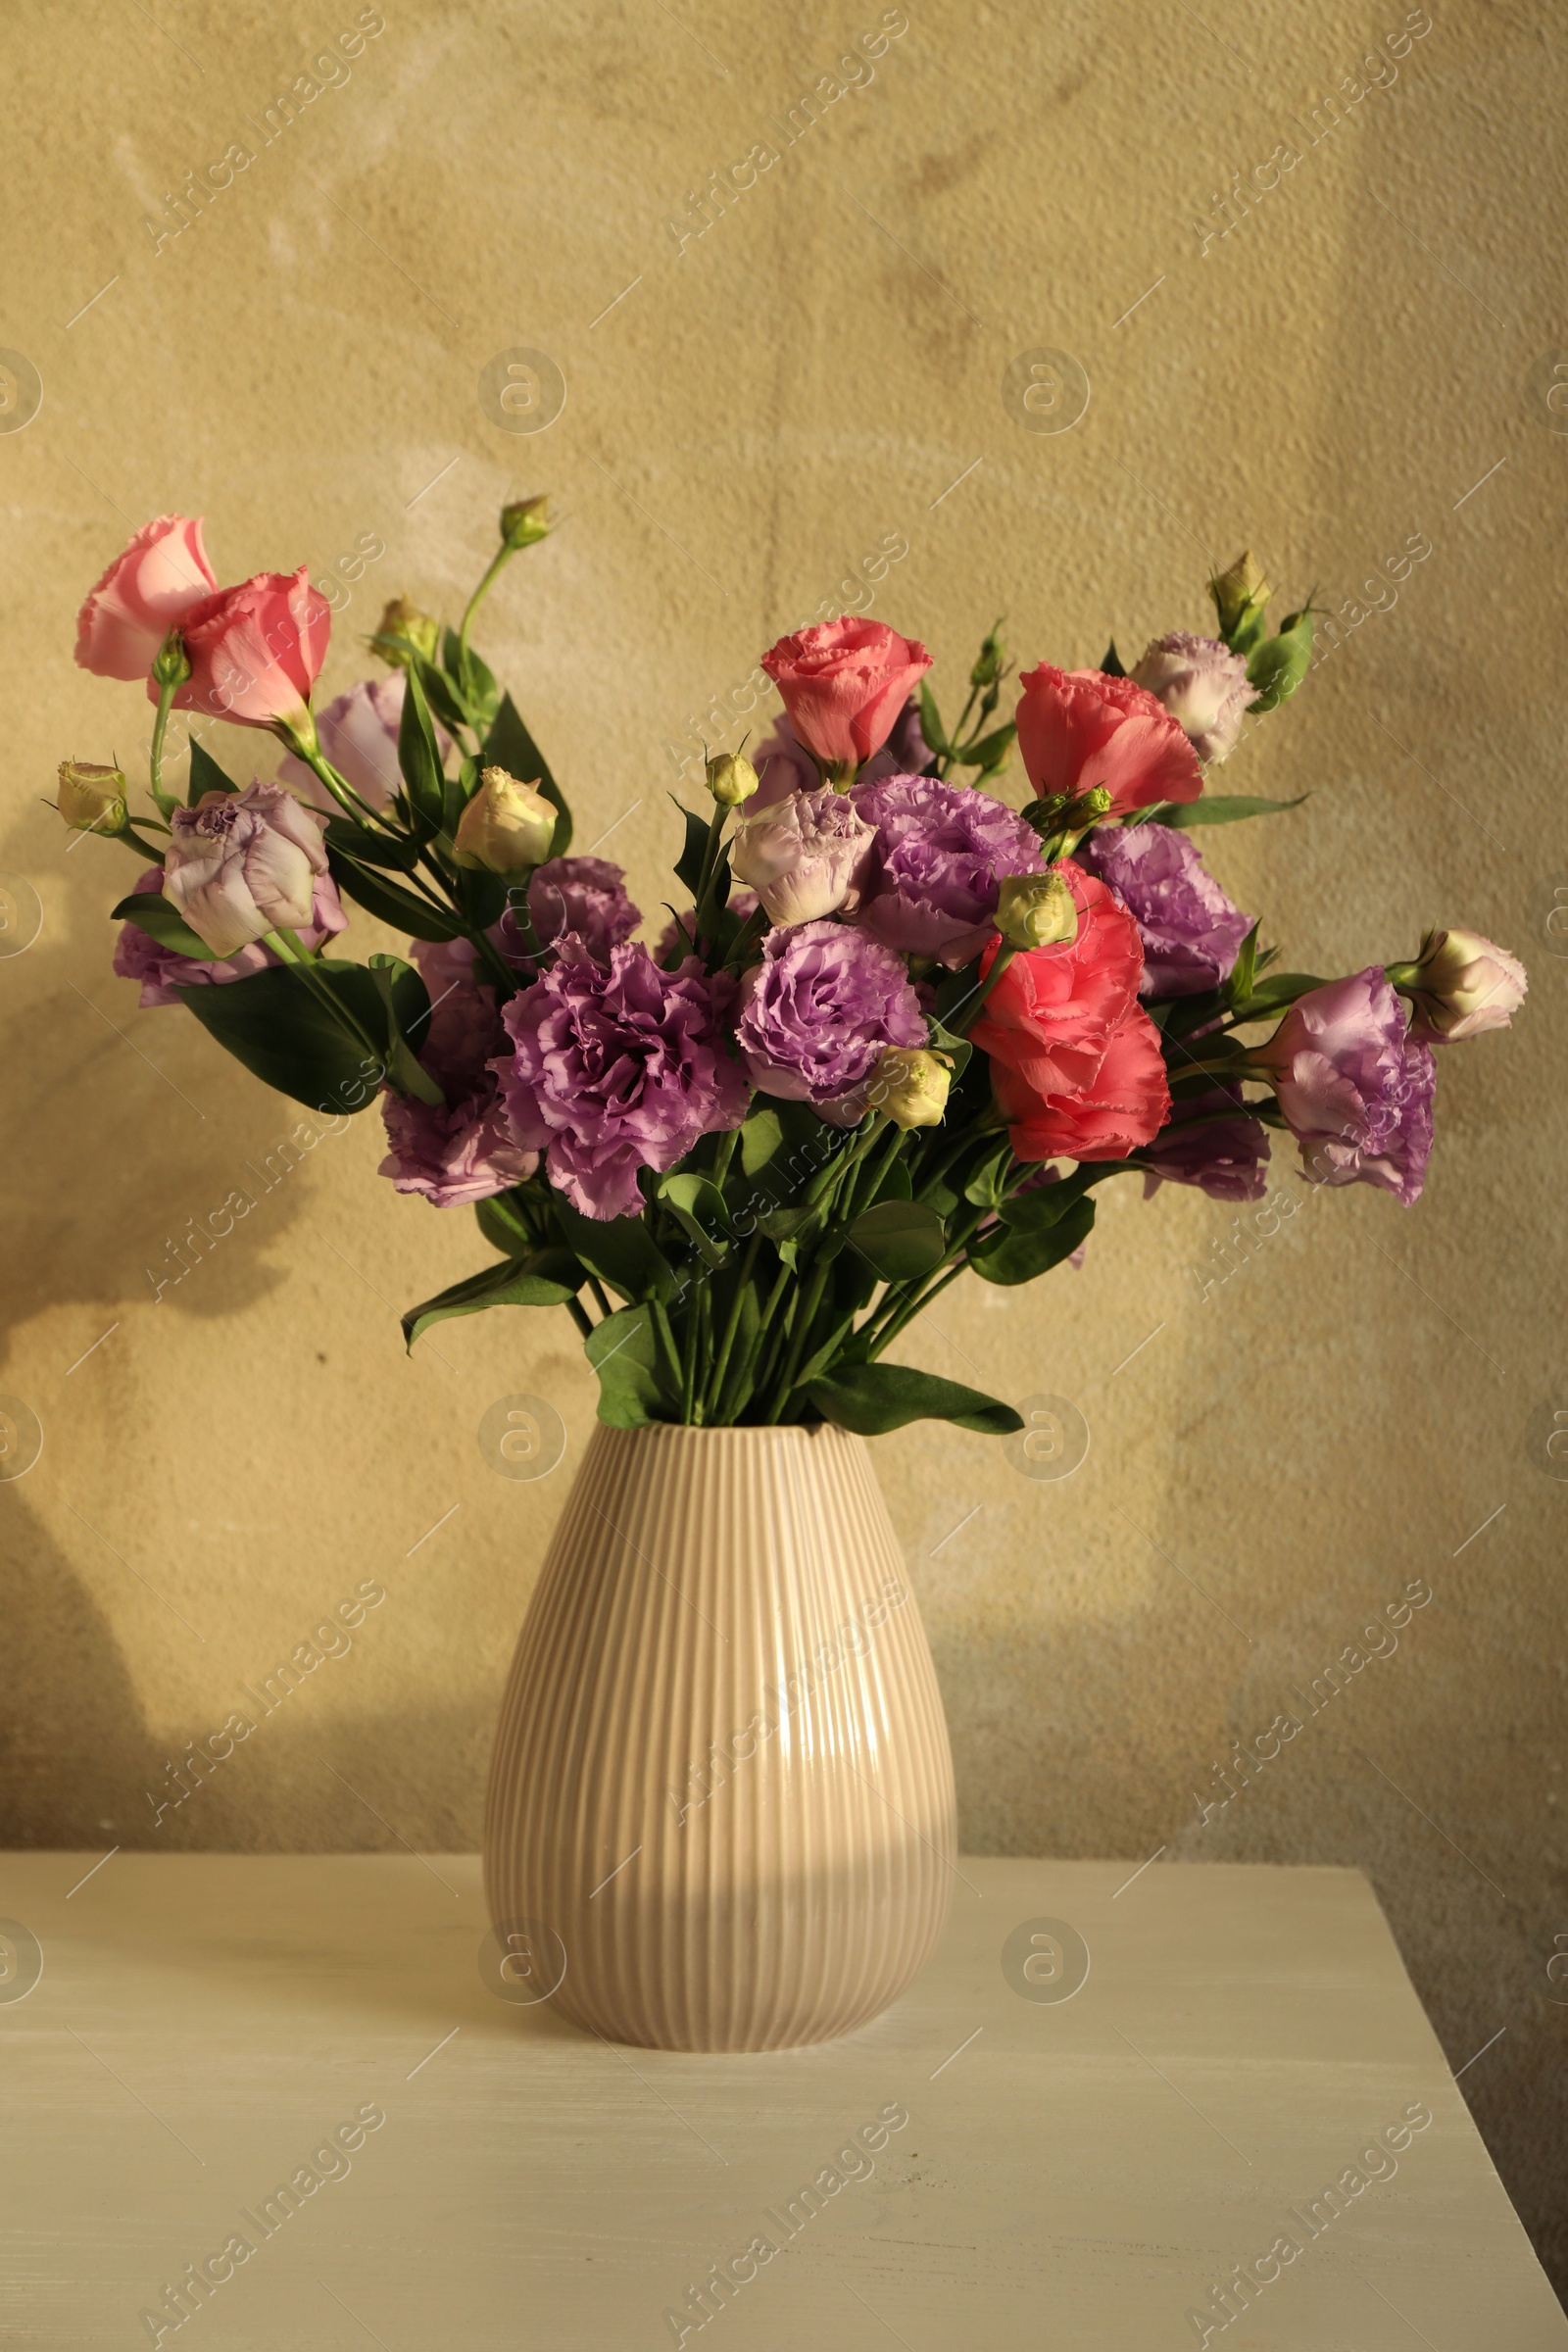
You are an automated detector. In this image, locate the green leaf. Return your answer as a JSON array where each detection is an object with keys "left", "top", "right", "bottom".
[
  {"left": 917, "top": 680, "right": 950, "bottom": 758},
  {"left": 187, "top": 739, "right": 240, "bottom": 804},
  {"left": 961, "top": 1142, "right": 1013, "bottom": 1209},
  {"left": 1246, "top": 609, "right": 1314, "bottom": 713},
  {"left": 926, "top": 1017, "right": 972, "bottom": 1084},
  {"left": 367, "top": 954, "right": 441, "bottom": 1104},
  {"left": 475, "top": 1190, "right": 537, "bottom": 1255},
  {"left": 1224, "top": 921, "right": 1260, "bottom": 1010},
  {"left": 970, "top": 1194, "right": 1096, "bottom": 1286},
  {"left": 846, "top": 1199, "right": 947, "bottom": 1283},
  {"left": 739, "top": 1105, "right": 785, "bottom": 1179},
  {"left": 1226, "top": 970, "right": 1327, "bottom": 1021},
  {"left": 1100, "top": 641, "right": 1127, "bottom": 679},
  {"left": 672, "top": 804, "right": 711, "bottom": 896},
  {"left": 173, "top": 957, "right": 393, "bottom": 1114},
  {"left": 954, "top": 720, "right": 1016, "bottom": 772},
  {"left": 586, "top": 1303, "right": 672, "bottom": 1427},
  {"left": 1149, "top": 793, "right": 1308, "bottom": 829},
  {"left": 553, "top": 1197, "right": 679, "bottom": 1302},
  {"left": 409, "top": 651, "right": 471, "bottom": 743},
  {"left": 326, "top": 849, "right": 464, "bottom": 942},
  {"left": 111, "top": 891, "right": 213, "bottom": 960},
  {"left": 659, "top": 1172, "right": 731, "bottom": 1264},
  {"left": 402, "top": 1249, "right": 583, "bottom": 1350},
  {"left": 482, "top": 694, "right": 570, "bottom": 858},
  {"left": 399, "top": 664, "right": 447, "bottom": 829},
  {"left": 806, "top": 1363, "right": 1023, "bottom": 1437},
  {"left": 322, "top": 819, "right": 419, "bottom": 872}
]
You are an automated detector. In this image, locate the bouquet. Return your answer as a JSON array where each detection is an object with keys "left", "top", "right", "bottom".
[{"left": 61, "top": 507, "right": 1526, "bottom": 1435}]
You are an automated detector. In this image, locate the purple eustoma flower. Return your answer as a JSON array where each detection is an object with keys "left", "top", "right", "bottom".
[
  {"left": 502, "top": 856, "right": 642, "bottom": 962},
  {"left": 735, "top": 918, "right": 926, "bottom": 1121},
  {"left": 850, "top": 774, "right": 1045, "bottom": 967},
  {"left": 495, "top": 939, "right": 749, "bottom": 1220},
  {"left": 1139, "top": 1087, "right": 1271, "bottom": 1202},
  {"left": 112, "top": 864, "right": 346, "bottom": 1008},
  {"left": 1259, "top": 967, "right": 1436, "bottom": 1204},
  {"left": 1075, "top": 822, "right": 1252, "bottom": 998},
  {"left": 379, "top": 985, "right": 538, "bottom": 1208},
  {"left": 751, "top": 696, "right": 933, "bottom": 806}
]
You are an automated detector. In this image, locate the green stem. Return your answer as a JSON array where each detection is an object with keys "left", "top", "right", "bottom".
[
  {"left": 564, "top": 1297, "right": 594, "bottom": 1340},
  {"left": 649, "top": 1297, "right": 685, "bottom": 1401},
  {"left": 765, "top": 1259, "right": 832, "bottom": 1423},
  {"left": 705, "top": 1233, "right": 760, "bottom": 1420},
  {"left": 948, "top": 940, "right": 1018, "bottom": 1038},
  {"left": 458, "top": 543, "right": 515, "bottom": 666},
  {"left": 718, "top": 1254, "right": 789, "bottom": 1424},
  {"left": 148, "top": 678, "right": 179, "bottom": 818},
  {"left": 263, "top": 929, "right": 383, "bottom": 1068},
  {"left": 867, "top": 1257, "right": 968, "bottom": 1355}
]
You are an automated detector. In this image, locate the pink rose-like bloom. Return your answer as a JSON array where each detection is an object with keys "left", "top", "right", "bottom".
[
  {"left": 495, "top": 940, "right": 749, "bottom": 1220},
  {"left": 1130, "top": 632, "right": 1254, "bottom": 764},
  {"left": 279, "top": 674, "right": 449, "bottom": 813},
  {"left": 751, "top": 699, "right": 932, "bottom": 807},
  {"left": 379, "top": 982, "right": 539, "bottom": 1208},
  {"left": 731, "top": 786, "right": 876, "bottom": 927},
  {"left": 1258, "top": 967, "right": 1436, "bottom": 1204},
  {"left": 760, "top": 618, "right": 932, "bottom": 771},
  {"left": 164, "top": 781, "right": 330, "bottom": 958},
  {"left": 852, "top": 773, "right": 1045, "bottom": 967},
  {"left": 1405, "top": 927, "right": 1528, "bottom": 1042},
  {"left": 74, "top": 515, "right": 219, "bottom": 682},
  {"left": 166, "top": 566, "right": 331, "bottom": 729},
  {"left": 735, "top": 918, "right": 926, "bottom": 1120},
  {"left": 1016, "top": 662, "right": 1203, "bottom": 818},
  {"left": 113, "top": 862, "right": 346, "bottom": 1008}
]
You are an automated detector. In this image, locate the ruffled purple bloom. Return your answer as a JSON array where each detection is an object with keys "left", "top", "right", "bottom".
[
  {"left": 751, "top": 696, "right": 932, "bottom": 806},
  {"left": 495, "top": 940, "right": 749, "bottom": 1219},
  {"left": 502, "top": 856, "right": 642, "bottom": 962},
  {"left": 1140, "top": 1087, "right": 1271, "bottom": 1202},
  {"left": 735, "top": 918, "right": 926, "bottom": 1120},
  {"left": 379, "top": 983, "right": 538, "bottom": 1208},
  {"left": 113, "top": 864, "right": 347, "bottom": 1008},
  {"left": 1261, "top": 967, "right": 1436, "bottom": 1204},
  {"left": 850, "top": 774, "right": 1044, "bottom": 967},
  {"left": 1076, "top": 822, "right": 1251, "bottom": 998},
  {"left": 1130, "top": 632, "right": 1254, "bottom": 763}
]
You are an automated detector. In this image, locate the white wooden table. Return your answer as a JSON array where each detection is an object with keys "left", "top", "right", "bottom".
[{"left": 1, "top": 1853, "right": 1561, "bottom": 2349}]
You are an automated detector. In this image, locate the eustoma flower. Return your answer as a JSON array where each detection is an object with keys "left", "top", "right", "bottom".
[
  {"left": 278, "top": 674, "right": 450, "bottom": 814},
  {"left": 1257, "top": 968, "right": 1435, "bottom": 1203},
  {"left": 113, "top": 863, "right": 345, "bottom": 1008},
  {"left": 969, "top": 863, "right": 1170, "bottom": 1159},
  {"left": 852, "top": 774, "right": 1044, "bottom": 964},
  {"left": 1396, "top": 927, "right": 1528, "bottom": 1042},
  {"left": 751, "top": 699, "right": 931, "bottom": 806},
  {"left": 163, "top": 782, "right": 333, "bottom": 957},
  {"left": 379, "top": 985, "right": 538, "bottom": 1208},
  {"left": 1074, "top": 821, "right": 1251, "bottom": 996},
  {"left": 1138, "top": 1087, "right": 1270, "bottom": 1201},
  {"left": 170, "top": 568, "right": 331, "bottom": 728},
  {"left": 760, "top": 618, "right": 931, "bottom": 774},
  {"left": 735, "top": 919, "right": 926, "bottom": 1121},
  {"left": 730, "top": 786, "right": 875, "bottom": 926},
  {"left": 74, "top": 515, "right": 218, "bottom": 680},
  {"left": 1130, "top": 632, "right": 1254, "bottom": 763},
  {"left": 1015, "top": 662, "right": 1202, "bottom": 817},
  {"left": 495, "top": 941, "right": 748, "bottom": 1219}
]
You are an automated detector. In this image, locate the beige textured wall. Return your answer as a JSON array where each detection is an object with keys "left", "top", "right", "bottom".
[{"left": 3, "top": 0, "right": 1564, "bottom": 2288}]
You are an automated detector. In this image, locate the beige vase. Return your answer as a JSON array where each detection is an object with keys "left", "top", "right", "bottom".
[{"left": 483, "top": 1422, "right": 956, "bottom": 2050}]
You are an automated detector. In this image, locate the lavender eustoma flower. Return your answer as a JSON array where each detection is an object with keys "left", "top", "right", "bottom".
[
  {"left": 1139, "top": 1086, "right": 1271, "bottom": 1202},
  {"left": 495, "top": 939, "right": 748, "bottom": 1219},
  {"left": 730, "top": 786, "right": 875, "bottom": 927},
  {"left": 850, "top": 774, "right": 1045, "bottom": 966},
  {"left": 1260, "top": 967, "right": 1436, "bottom": 1204},
  {"left": 503, "top": 856, "right": 642, "bottom": 961},
  {"left": 113, "top": 863, "right": 345, "bottom": 1007},
  {"left": 1075, "top": 822, "right": 1251, "bottom": 998},
  {"left": 164, "top": 781, "right": 332, "bottom": 957},
  {"left": 1130, "top": 632, "right": 1254, "bottom": 763},
  {"left": 735, "top": 918, "right": 926, "bottom": 1120},
  {"left": 379, "top": 984, "right": 538, "bottom": 1208}
]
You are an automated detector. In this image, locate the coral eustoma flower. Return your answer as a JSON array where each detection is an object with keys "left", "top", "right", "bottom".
[
  {"left": 74, "top": 515, "right": 218, "bottom": 681},
  {"left": 761, "top": 618, "right": 931, "bottom": 771},
  {"left": 1015, "top": 662, "right": 1202, "bottom": 816}
]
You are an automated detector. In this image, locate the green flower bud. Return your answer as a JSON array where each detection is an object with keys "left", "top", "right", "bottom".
[
  {"left": 869, "top": 1046, "right": 952, "bottom": 1130},
  {"left": 56, "top": 759, "right": 128, "bottom": 835},
  {"left": 371, "top": 596, "right": 441, "bottom": 669},
  {"left": 706, "top": 750, "right": 760, "bottom": 808},
  {"left": 150, "top": 628, "right": 192, "bottom": 691},
  {"left": 1209, "top": 550, "right": 1272, "bottom": 645},
  {"left": 995, "top": 871, "right": 1079, "bottom": 951},
  {"left": 969, "top": 618, "right": 1006, "bottom": 691},
  {"left": 1062, "top": 784, "right": 1113, "bottom": 827},
  {"left": 500, "top": 494, "right": 552, "bottom": 551},
  {"left": 453, "top": 765, "right": 557, "bottom": 877}
]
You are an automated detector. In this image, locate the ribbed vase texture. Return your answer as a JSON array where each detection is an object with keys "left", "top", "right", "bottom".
[{"left": 483, "top": 1423, "right": 956, "bottom": 2050}]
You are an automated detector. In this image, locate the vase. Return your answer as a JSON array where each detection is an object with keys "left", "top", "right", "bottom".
[{"left": 483, "top": 1422, "right": 956, "bottom": 2051}]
